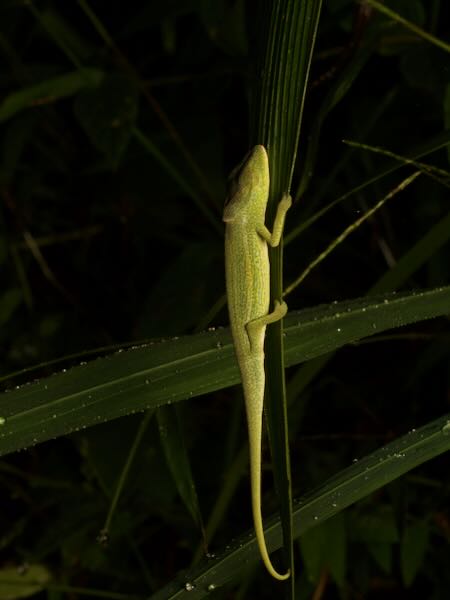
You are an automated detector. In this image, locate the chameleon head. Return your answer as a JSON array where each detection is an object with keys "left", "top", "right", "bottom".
[{"left": 223, "top": 145, "right": 269, "bottom": 223}]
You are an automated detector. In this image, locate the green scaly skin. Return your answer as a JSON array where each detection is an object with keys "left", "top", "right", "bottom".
[{"left": 223, "top": 145, "right": 291, "bottom": 580}]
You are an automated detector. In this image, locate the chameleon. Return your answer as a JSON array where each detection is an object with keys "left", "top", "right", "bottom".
[{"left": 223, "top": 145, "right": 291, "bottom": 580}]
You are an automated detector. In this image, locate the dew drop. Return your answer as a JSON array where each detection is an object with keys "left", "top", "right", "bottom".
[
  {"left": 0, "top": 417, "right": 6, "bottom": 426},
  {"left": 185, "top": 582, "right": 195, "bottom": 591},
  {"left": 96, "top": 529, "right": 109, "bottom": 546},
  {"left": 207, "top": 583, "right": 216, "bottom": 591},
  {"left": 16, "top": 563, "right": 29, "bottom": 575}
]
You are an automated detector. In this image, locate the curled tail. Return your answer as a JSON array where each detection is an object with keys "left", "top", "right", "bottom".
[{"left": 247, "top": 390, "right": 290, "bottom": 581}]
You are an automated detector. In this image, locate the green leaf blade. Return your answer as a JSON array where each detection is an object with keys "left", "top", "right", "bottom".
[
  {"left": 0, "top": 69, "right": 103, "bottom": 123},
  {"left": 1, "top": 286, "right": 449, "bottom": 458}
]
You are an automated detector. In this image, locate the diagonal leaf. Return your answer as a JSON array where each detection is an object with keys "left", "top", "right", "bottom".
[
  {"left": 148, "top": 412, "right": 450, "bottom": 598},
  {"left": 0, "top": 286, "right": 449, "bottom": 458},
  {"left": 157, "top": 405, "right": 204, "bottom": 531},
  {"left": 365, "top": 0, "right": 450, "bottom": 54},
  {"left": 0, "top": 69, "right": 103, "bottom": 123},
  {"left": 400, "top": 519, "right": 430, "bottom": 587},
  {"left": 0, "top": 564, "right": 51, "bottom": 600},
  {"left": 287, "top": 206, "right": 450, "bottom": 404}
]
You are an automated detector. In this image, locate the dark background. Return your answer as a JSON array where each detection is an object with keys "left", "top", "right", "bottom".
[{"left": 0, "top": 1, "right": 449, "bottom": 598}]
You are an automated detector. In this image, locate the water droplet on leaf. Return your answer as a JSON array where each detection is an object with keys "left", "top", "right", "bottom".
[{"left": 97, "top": 529, "right": 109, "bottom": 546}]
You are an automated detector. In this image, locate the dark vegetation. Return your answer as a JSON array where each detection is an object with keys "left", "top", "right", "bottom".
[{"left": 0, "top": 1, "right": 449, "bottom": 598}]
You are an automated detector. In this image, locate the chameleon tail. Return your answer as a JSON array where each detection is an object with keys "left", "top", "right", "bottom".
[{"left": 246, "top": 379, "right": 290, "bottom": 581}]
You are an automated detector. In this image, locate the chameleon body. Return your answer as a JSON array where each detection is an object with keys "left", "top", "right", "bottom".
[{"left": 223, "top": 145, "right": 291, "bottom": 580}]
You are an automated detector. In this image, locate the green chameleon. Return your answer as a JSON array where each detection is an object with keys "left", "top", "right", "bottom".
[{"left": 223, "top": 145, "right": 291, "bottom": 580}]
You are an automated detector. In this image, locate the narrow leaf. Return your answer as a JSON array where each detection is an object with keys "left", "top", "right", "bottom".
[
  {"left": 0, "top": 69, "right": 103, "bottom": 123},
  {"left": 0, "top": 565, "right": 51, "bottom": 600},
  {"left": 148, "top": 413, "right": 450, "bottom": 598},
  {"left": 252, "top": 0, "right": 324, "bottom": 587},
  {"left": 0, "top": 286, "right": 449, "bottom": 458},
  {"left": 157, "top": 405, "right": 204, "bottom": 530},
  {"left": 401, "top": 520, "right": 430, "bottom": 586}
]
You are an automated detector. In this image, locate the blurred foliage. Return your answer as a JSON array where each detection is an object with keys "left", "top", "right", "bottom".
[{"left": 0, "top": 0, "right": 449, "bottom": 599}]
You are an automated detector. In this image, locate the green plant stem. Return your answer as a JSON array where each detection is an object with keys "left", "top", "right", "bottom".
[
  {"left": 102, "top": 410, "right": 154, "bottom": 533},
  {"left": 365, "top": 0, "right": 450, "bottom": 54},
  {"left": 284, "top": 171, "right": 421, "bottom": 296}
]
